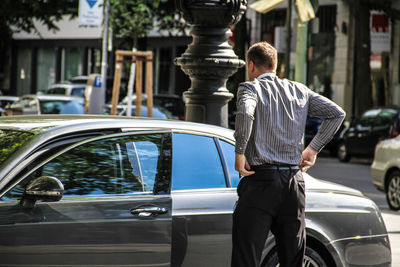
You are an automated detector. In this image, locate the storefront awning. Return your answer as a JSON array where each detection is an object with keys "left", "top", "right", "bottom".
[
  {"left": 249, "top": 0, "right": 317, "bottom": 23},
  {"left": 295, "top": 0, "right": 316, "bottom": 22},
  {"left": 249, "top": 0, "right": 284, "bottom": 14}
]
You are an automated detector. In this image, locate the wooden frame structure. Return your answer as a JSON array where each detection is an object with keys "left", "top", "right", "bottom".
[{"left": 110, "top": 50, "right": 153, "bottom": 116}]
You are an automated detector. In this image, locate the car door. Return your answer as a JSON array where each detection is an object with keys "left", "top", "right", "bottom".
[
  {"left": 347, "top": 109, "right": 380, "bottom": 155},
  {"left": 0, "top": 132, "right": 172, "bottom": 267},
  {"left": 170, "top": 133, "right": 238, "bottom": 267}
]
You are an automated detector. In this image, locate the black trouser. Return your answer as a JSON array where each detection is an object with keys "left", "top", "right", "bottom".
[{"left": 231, "top": 166, "right": 306, "bottom": 267}]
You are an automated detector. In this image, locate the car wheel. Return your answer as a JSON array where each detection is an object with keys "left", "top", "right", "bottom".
[
  {"left": 386, "top": 170, "right": 400, "bottom": 210},
  {"left": 337, "top": 142, "right": 350, "bottom": 162},
  {"left": 262, "top": 247, "right": 328, "bottom": 267}
]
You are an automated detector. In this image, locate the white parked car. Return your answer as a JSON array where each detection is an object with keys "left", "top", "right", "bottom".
[
  {"left": 38, "top": 83, "right": 86, "bottom": 97},
  {"left": 371, "top": 135, "right": 400, "bottom": 210}
]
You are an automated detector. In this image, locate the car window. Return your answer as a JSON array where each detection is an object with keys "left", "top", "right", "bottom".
[
  {"left": 172, "top": 133, "right": 226, "bottom": 190},
  {"left": 2, "top": 134, "right": 165, "bottom": 200},
  {"left": 357, "top": 109, "right": 381, "bottom": 128},
  {"left": 219, "top": 140, "right": 240, "bottom": 187},
  {"left": 71, "top": 87, "right": 85, "bottom": 97},
  {"left": 48, "top": 87, "right": 66, "bottom": 95},
  {"left": 375, "top": 109, "right": 398, "bottom": 127},
  {"left": 40, "top": 100, "right": 83, "bottom": 114}
]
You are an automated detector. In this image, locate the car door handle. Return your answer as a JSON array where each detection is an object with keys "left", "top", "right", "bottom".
[{"left": 130, "top": 205, "right": 168, "bottom": 217}]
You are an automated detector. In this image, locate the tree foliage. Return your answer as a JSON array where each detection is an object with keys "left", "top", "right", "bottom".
[
  {"left": 0, "top": 0, "right": 78, "bottom": 39},
  {"left": 108, "top": 0, "right": 186, "bottom": 47}
]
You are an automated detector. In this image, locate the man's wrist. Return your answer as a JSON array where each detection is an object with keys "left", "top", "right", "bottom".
[{"left": 307, "top": 146, "right": 318, "bottom": 155}]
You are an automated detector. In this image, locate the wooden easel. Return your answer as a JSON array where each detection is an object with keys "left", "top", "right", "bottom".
[{"left": 110, "top": 50, "right": 153, "bottom": 116}]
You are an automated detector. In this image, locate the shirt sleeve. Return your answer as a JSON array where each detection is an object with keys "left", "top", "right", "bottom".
[
  {"left": 234, "top": 83, "right": 258, "bottom": 154},
  {"left": 307, "top": 90, "right": 346, "bottom": 152}
]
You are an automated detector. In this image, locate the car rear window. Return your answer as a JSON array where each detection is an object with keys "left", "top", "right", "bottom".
[
  {"left": 40, "top": 100, "right": 84, "bottom": 114},
  {"left": 0, "top": 129, "right": 35, "bottom": 164}
]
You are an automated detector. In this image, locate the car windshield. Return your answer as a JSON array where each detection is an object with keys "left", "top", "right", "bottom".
[
  {"left": 0, "top": 129, "right": 35, "bottom": 164},
  {"left": 40, "top": 100, "right": 84, "bottom": 114}
]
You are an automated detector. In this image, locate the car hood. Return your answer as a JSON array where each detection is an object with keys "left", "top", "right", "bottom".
[{"left": 304, "top": 173, "right": 363, "bottom": 197}]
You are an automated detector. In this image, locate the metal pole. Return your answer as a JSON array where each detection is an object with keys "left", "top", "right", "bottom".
[
  {"left": 295, "top": 21, "right": 308, "bottom": 84},
  {"left": 284, "top": 0, "right": 292, "bottom": 78},
  {"left": 100, "top": 0, "right": 109, "bottom": 113}
]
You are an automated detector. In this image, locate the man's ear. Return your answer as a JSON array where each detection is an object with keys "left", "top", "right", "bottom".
[{"left": 249, "top": 61, "right": 255, "bottom": 72}]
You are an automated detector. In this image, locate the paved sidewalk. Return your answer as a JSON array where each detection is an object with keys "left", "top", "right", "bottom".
[{"left": 381, "top": 210, "right": 400, "bottom": 266}]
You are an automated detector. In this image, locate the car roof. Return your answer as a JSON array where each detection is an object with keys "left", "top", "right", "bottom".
[
  {"left": 48, "top": 83, "right": 86, "bottom": 89},
  {"left": 21, "top": 94, "right": 84, "bottom": 101},
  {"left": 0, "top": 115, "right": 234, "bottom": 137},
  {"left": 0, "top": 115, "right": 234, "bottom": 183},
  {"left": 0, "top": 96, "right": 19, "bottom": 101}
]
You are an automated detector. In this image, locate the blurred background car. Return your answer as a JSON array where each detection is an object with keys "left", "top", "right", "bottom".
[
  {"left": 338, "top": 107, "right": 400, "bottom": 162},
  {"left": 38, "top": 83, "right": 86, "bottom": 97},
  {"left": 4, "top": 95, "right": 84, "bottom": 115},
  {"left": 371, "top": 135, "right": 400, "bottom": 210},
  {"left": 0, "top": 116, "right": 391, "bottom": 267},
  {"left": 104, "top": 104, "right": 174, "bottom": 119},
  {"left": 304, "top": 117, "right": 346, "bottom": 156},
  {"left": 0, "top": 96, "right": 18, "bottom": 115},
  {"left": 120, "top": 94, "right": 185, "bottom": 120},
  {"left": 68, "top": 75, "right": 89, "bottom": 84}
]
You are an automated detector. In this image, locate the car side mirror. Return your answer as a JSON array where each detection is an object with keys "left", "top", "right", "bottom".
[{"left": 20, "top": 176, "right": 64, "bottom": 208}]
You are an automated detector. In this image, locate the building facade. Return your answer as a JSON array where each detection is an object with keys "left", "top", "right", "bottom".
[
  {"left": 247, "top": 0, "right": 400, "bottom": 118},
  {"left": 6, "top": 16, "right": 190, "bottom": 102}
]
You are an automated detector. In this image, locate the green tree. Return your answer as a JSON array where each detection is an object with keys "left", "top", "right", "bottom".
[
  {"left": 0, "top": 0, "right": 78, "bottom": 90},
  {"left": 107, "top": 0, "right": 186, "bottom": 108}
]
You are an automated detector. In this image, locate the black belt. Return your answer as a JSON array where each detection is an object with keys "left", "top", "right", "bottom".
[{"left": 251, "top": 163, "right": 300, "bottom": 171}]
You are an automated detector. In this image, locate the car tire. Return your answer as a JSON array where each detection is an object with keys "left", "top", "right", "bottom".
[
  {"left": 262, "top": 247, "right": 328, "bottom": 267},
  {"left": 386, "top": 170, "right": 400, "bottom": 210},
  {"left": 337, "top": 142, "right": 350, "bottom": 162}
]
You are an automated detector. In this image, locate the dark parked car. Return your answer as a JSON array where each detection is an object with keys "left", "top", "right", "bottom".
[
  {"left": 4, "top": 95, "right": 84, "bottom": 115},
  {"left": 338, "top": 107, "right": 400, "bottom": 162},
  {"left": 305, "top": 117, "right": 345, "bottom": 156},
  {"left": 0, "top": 116, "right": 391, "bottom": 267}
]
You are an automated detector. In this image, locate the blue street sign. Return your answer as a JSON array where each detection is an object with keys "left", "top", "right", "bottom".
[
  {"left": 93, "top": 76, "right": 102, "bottom": 87},
  {"left": 86, "top": 0, "right": 97, "bottom": 8}
]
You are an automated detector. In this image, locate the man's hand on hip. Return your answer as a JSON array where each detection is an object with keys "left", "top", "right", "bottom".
[
  {"left": 300, "top": 146, "right": 318, "bottom": 172},
  {"left": 235, "top": 153, "right": 255, "bottom": 177}
]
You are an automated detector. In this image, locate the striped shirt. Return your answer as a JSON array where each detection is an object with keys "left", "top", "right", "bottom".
[{"left": 234, "top": 73, "right": 346, "bottom": 166}]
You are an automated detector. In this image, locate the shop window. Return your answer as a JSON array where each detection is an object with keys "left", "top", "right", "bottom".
[
  {"left": 64, "top": 48, "right": 83, "bottom": 81},
  {"left": 307, "top": 5, "right": 337, "bottom": 98},
  {"left": 158, "top": 47, "right": 172, "bottom": 94},
  {"left": 316, "top": 5, "right": 337, "bottom": 33},
  {"left": 16, "top": 48, "right": 32, "bottom": 96},
  {"left": 37, "top": 48, "right": 56, "bottom": 91}
]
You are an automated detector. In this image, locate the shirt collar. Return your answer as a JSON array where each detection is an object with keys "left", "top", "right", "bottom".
[{"left": 257, "top": 72, "right": 276, "bottom": 79}]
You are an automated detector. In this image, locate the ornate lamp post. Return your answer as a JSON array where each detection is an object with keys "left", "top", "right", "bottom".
[{"left": 175, "top": 0, "right": 247, "bottom": 127}]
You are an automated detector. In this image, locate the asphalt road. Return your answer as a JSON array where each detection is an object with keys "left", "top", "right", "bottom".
[{"left": 308, "top": 154, "right": 400, "bottom": 266}]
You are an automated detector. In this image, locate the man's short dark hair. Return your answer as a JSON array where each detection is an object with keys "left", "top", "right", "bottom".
[{"left": 246, "top": 42, "right": 277, "bottom": 71}]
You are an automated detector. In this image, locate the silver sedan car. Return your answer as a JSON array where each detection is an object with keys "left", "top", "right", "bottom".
[
  {"left": 371, "top": 135, "right": 400, "bottom": 210},
  {"left": 0, "top": 116, "right": 391, "bottom": 267}
]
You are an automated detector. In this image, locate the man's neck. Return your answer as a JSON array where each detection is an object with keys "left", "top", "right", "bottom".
[{"left": 257, "top": 72, "right": 275, "bottom": 79}]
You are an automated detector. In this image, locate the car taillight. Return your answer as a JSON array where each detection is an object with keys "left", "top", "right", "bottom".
[{"left": 390, "top": 130, "right": 399, "bottom": 138}]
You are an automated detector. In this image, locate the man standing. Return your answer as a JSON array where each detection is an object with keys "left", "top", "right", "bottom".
[{"left": 232, "top": 42, "right": 345, "bottom": 267}]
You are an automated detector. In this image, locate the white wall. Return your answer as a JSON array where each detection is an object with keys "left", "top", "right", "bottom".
[{"left": 12, "top": 15, "right": 103, "bottom": 40}]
